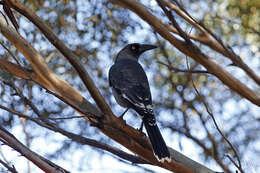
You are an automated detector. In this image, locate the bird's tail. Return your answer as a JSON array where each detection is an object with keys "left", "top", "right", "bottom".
[{"left": 143, "top": 117, "right": 171, "bottom": 163}]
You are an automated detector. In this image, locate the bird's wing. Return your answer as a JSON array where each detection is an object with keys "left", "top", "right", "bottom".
[{"left": 109, "top": 60, "right": 152, "bottom": 113}]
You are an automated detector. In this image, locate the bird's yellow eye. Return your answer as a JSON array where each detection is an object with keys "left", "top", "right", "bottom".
[{"left": 131, "top": 45, "right": 136, "bottom": 50}]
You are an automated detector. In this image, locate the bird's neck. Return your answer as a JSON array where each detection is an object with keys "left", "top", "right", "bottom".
[{"left": 115, "top": 54, "right": 139, "bottom": 63}]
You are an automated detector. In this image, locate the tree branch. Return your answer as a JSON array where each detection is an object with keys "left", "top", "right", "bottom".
[
  {"left": 157, "top": 61, "right": 209, "bottom": 74},
  {"left": 0, "top": 159, "right": 18, "bottom": 173},
  {"left": 0, "top": 41, "right": 21, "bottom": 65},
  {"left": 0, "top": 104, "right": 149, "bottom": 165},
  {"left": 0, "top": 125, "right": 69, "bottom": 173}
]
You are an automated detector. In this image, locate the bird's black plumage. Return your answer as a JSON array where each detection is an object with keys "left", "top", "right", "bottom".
[
  {"left": 109, "top": 59, "right": 151, "bottom": 110},
  {"left": 109, "top": 43, "right": 171, "bottom": 162}
]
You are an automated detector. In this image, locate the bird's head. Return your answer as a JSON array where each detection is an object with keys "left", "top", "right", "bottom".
[{"left": 116, "top": 43, "right": 157, "bottom": 62}]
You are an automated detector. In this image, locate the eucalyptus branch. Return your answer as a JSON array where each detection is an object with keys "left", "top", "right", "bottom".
[
  {"left": 0, "top": 125, "right": 69, "bottom": 173},
  {"left": 0, "top": 104, "right": 149, "bottom": 165}
]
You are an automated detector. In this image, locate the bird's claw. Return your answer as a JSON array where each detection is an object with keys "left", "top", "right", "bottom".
[
  {"left": 137, "top": 122, "right": 146, "bottom": 136},
  {"left": 119, "top": 108, "right": 129, "bottom": 120}
]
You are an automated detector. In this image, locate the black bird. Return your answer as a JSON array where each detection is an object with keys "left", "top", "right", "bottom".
[{"left": 108, "top": 43, "right": 171, "bottom": 162}]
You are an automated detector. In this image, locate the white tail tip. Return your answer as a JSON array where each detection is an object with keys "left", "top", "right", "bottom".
[{"left": 154, "top": 154, "right": 172, "bottom": 163}]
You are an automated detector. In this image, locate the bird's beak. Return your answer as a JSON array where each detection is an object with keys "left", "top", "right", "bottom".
[{"left": 140, "top": 44, "right": 157, "bottom": 52}]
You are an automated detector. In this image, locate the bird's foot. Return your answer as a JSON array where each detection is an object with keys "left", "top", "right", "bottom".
[
  {"left": 137, "top": 122, "right": 146, "bottom": 136},
  {"left": 118, "top": 108, "right": 129, "bottom": 123},
  {"left": 119, "top": 108, "right": 129, "bottom": 119}
]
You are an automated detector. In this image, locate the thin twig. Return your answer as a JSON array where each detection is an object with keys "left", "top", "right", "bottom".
[
  {"left": 0, "top": 41, "right": 21, "bottom": 65},
  {"left": 156, "top": 0, "right": 191, "bottom": 43},
  {"left": 20, "top": 104, "right": 31, "bottom": 173},
  {"left": 44, "top": 88, "right": 102, "bottom": 125},
  {"left": 0, "top": 159, "right": 18, "bottom": 173},
  {"left": 226, "top": 155, "right": 240, "bottom": 173},
  {"left": 158, "top": 61, "right": 209, "bottom": 74},
  {"left": 46, "top": 116, "right": 85, "bottom": 120},
  {"left": 185, "top": 57, "right": 244, "bottom": 173},
  {"left": 3, "top": 80, "right": 43, "bottom": 119}
]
